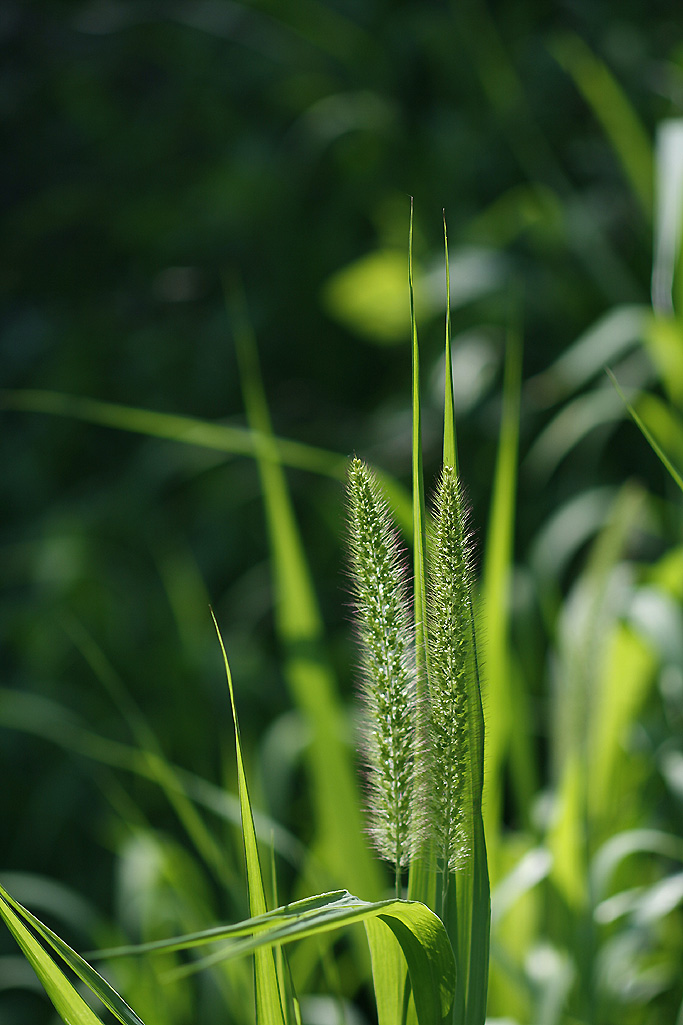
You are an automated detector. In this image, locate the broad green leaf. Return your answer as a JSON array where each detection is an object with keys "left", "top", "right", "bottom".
[
  {"left": 365, "top": 915, "right": 412, "bottom": 1025},
  {"left": 97, "top": 890, "right": 455, "bottom": 1025},
  {"left": 228, "top": 286, "right": 380, "bottom": 899},
  {"left": 212, "top": 614, "right": 286, "bottom": 1025}
]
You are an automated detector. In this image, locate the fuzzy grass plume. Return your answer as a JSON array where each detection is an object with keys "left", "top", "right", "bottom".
[
  {"left": 427, "top": 465, "right": 476, "bottom": 879},
  {"left": 346, "top": 457, "right": 421, "bottom": 880}
]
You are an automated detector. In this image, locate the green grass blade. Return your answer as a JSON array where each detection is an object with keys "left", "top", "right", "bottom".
[
  {"left": 407, "top": 199, "right": 436, "bottom": 913},
  {"left": 0, "top": 686, "right": 304, "bottom": 869},
  {"left": 588, "top": 622, "right": 656, "bottom": 826},
  {"left": 212, "top": 612, "right": 286, "bottom": 1025},
  {"left": 437, "top": 215, "right": 491, "bottom": 1025},
  {"left": 0, "top": 883, "right": 145, "bottom": 1025},
  {"left": 228, "top": 285, "right": 380, "bottom": 899},
  {"left": 0, "top": 388, "right": 348, "bottom": 480},
  {"left": 447, "top": 595, "right": 490, "bottom": 1025},
  {"left": 364, "top": 915, "right": 412, "bottom": 1025},
  {"left": 607, "top": 368, "right": 683, "bottom": 493},
  {"left": 0, "top": 886, "right": 108, "bottom": 1025},
  {"left": 443, "top": 211, "right": 457, "bottom": 471},
  {"left": 481, "top": 323, "right": 530, "bottom": 878},
  {"left": 652, "top": 119, "right": 683, "bottom": 313},
  {"left": 63, "top": 616, "right": 233, "bottom": 889},
  {"left": 96, "top": 889, "right": 455, "bottom": 1025},
  {"left": 550, "top": 32, "right": 653, "bottom": 216}
]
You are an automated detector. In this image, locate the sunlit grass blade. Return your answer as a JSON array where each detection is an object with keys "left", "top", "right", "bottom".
[
  {"left": 228, "top": 283, "right": 381, "bottom": 900},
  {"left": 0, "top": 883, "right": 145, "bottom": 1025},
  {"left": 652, "top": 119, "right": 683, "bottom": 313},
  {"left": 0, "top": 887, "right": 107, "bottom": 1025},
  {"left": 63, "top": 616, "right": 233, "bottom": 889},
  {"left": 607, "top": 368, "right": 683, "bottom": 493},
  {"left": 587, "top": 622, "right": 655, "bottom": 827},
  {"left": 0, "top": 387, "right": 348, "bottom": 480},
  {"left": 0, "top": 686, "right": 305, "bottom": 868},
  {"left": 212, "top": 611, "right": 287, "bottom": 1025},
  {"left": 550, "top": 32, "right": 653, "bottom": 216},
  {"left": 546, "top": 483, "right": 645, "bottom": 923},
  {"left": 95, "top": 889, "right": 455, "bottom": 1025},
  {"left": 481, "top": 323, "right": 531, "bottom": 878},
  {"left": 443, "top": 211, "right": 456, "bottom": 471},
  {"left": 407, "top": 199, "right": 435, "bottom": 914},
  {"left": 437, "top": 215, "right": 490, "bottom": 1025}
]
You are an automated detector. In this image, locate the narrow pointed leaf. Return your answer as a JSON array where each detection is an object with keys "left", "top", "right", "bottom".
[
  {"left": 212, "top": 613, "right": 286, "bottom": 1025},
  {"left": 407, "top": 199, "right": 436, "bottom": 913},
  {"left": 228, "top": 286, "right": 380, "bottom": 899},
  {"left": 0, "top": 388, "right": 347, "bottom": 480},
  {"left": 443, "top": 211, "right": 457, "bottom": 472},
  {"left": 0, "top": 888, "right": 107, "bottom": 1025},
  {"left": 96, "top": 890, "right": 454, "bottom": 1025},
  {"left": 0, "top": 884, "right": 145, "bottom": 1025},
  {"left": 481, "top": 324, "right": 529, "bottom": 876},
  {"left": 608, "top": 369, "right": 683, "bottom": 493}
]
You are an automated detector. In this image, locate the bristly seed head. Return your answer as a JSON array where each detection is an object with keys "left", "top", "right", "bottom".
[
  {"left": 346, "top": 458, "right": 422, "bottom": 868},
  {"left": 426, "top": 464, "right": 475, "bottom": 873}
]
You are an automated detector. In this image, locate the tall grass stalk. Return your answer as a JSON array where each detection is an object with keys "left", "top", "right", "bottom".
[
  {"left": 0, "top": 209, "right": 489, "bottom": 1025},
  {"left": 346, "top": 209, "right": 490, "bottom": 1025}
]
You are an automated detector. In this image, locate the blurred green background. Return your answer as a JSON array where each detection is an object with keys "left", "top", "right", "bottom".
[{"left": 3, "top": 2, "right": 683, "bottom": 1023}]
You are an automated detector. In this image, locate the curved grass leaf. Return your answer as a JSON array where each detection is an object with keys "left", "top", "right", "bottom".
[
  {"left": 95, "top": 889, "right": 455, "bottom": 1025},
  {"left": 652, "top": 119, "right": 683, "bottom": 313},
  {"left": 0, "top": 387, "right": 347, "bottom": 480},
  {"left": 228, "top": 285, "right": 381, "bottom": 900},
  {"left": 212, "top": 613, "right": 286, "bottom": 1025},
  {"left": 607, "top": 369, "right": 683, "bottom": 493},
  {"left": 407, "top": 199, "right": 435, "bottom": 915},
  {"left": 0, "top": 686, "right": 305, "bottom": 869},
  {"left": 481, "top": 323, "right": 524, "bottom": 874},
  {"left": 0, "top": 884, "right": 142, "bottom": 1025},
  {"left": 550, "top": 32, "right": 653, "bottom": 216}
]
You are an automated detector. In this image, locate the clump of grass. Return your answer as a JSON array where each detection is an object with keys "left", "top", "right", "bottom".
[{"left": 0, "top": 208, "right": 488, "bottom": 1025}]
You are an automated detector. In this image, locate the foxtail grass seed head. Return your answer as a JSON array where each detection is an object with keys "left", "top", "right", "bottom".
[
  {"left": 346, "top": 458, "right": 421, "bottom": 869},
  {"left": 427, "top": 465, "right": 476, "bottom": 874}
]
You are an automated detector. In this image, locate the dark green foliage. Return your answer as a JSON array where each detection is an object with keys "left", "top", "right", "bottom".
[{"left": 3, "top": 2, "right": 683, "bottom": 1023}]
